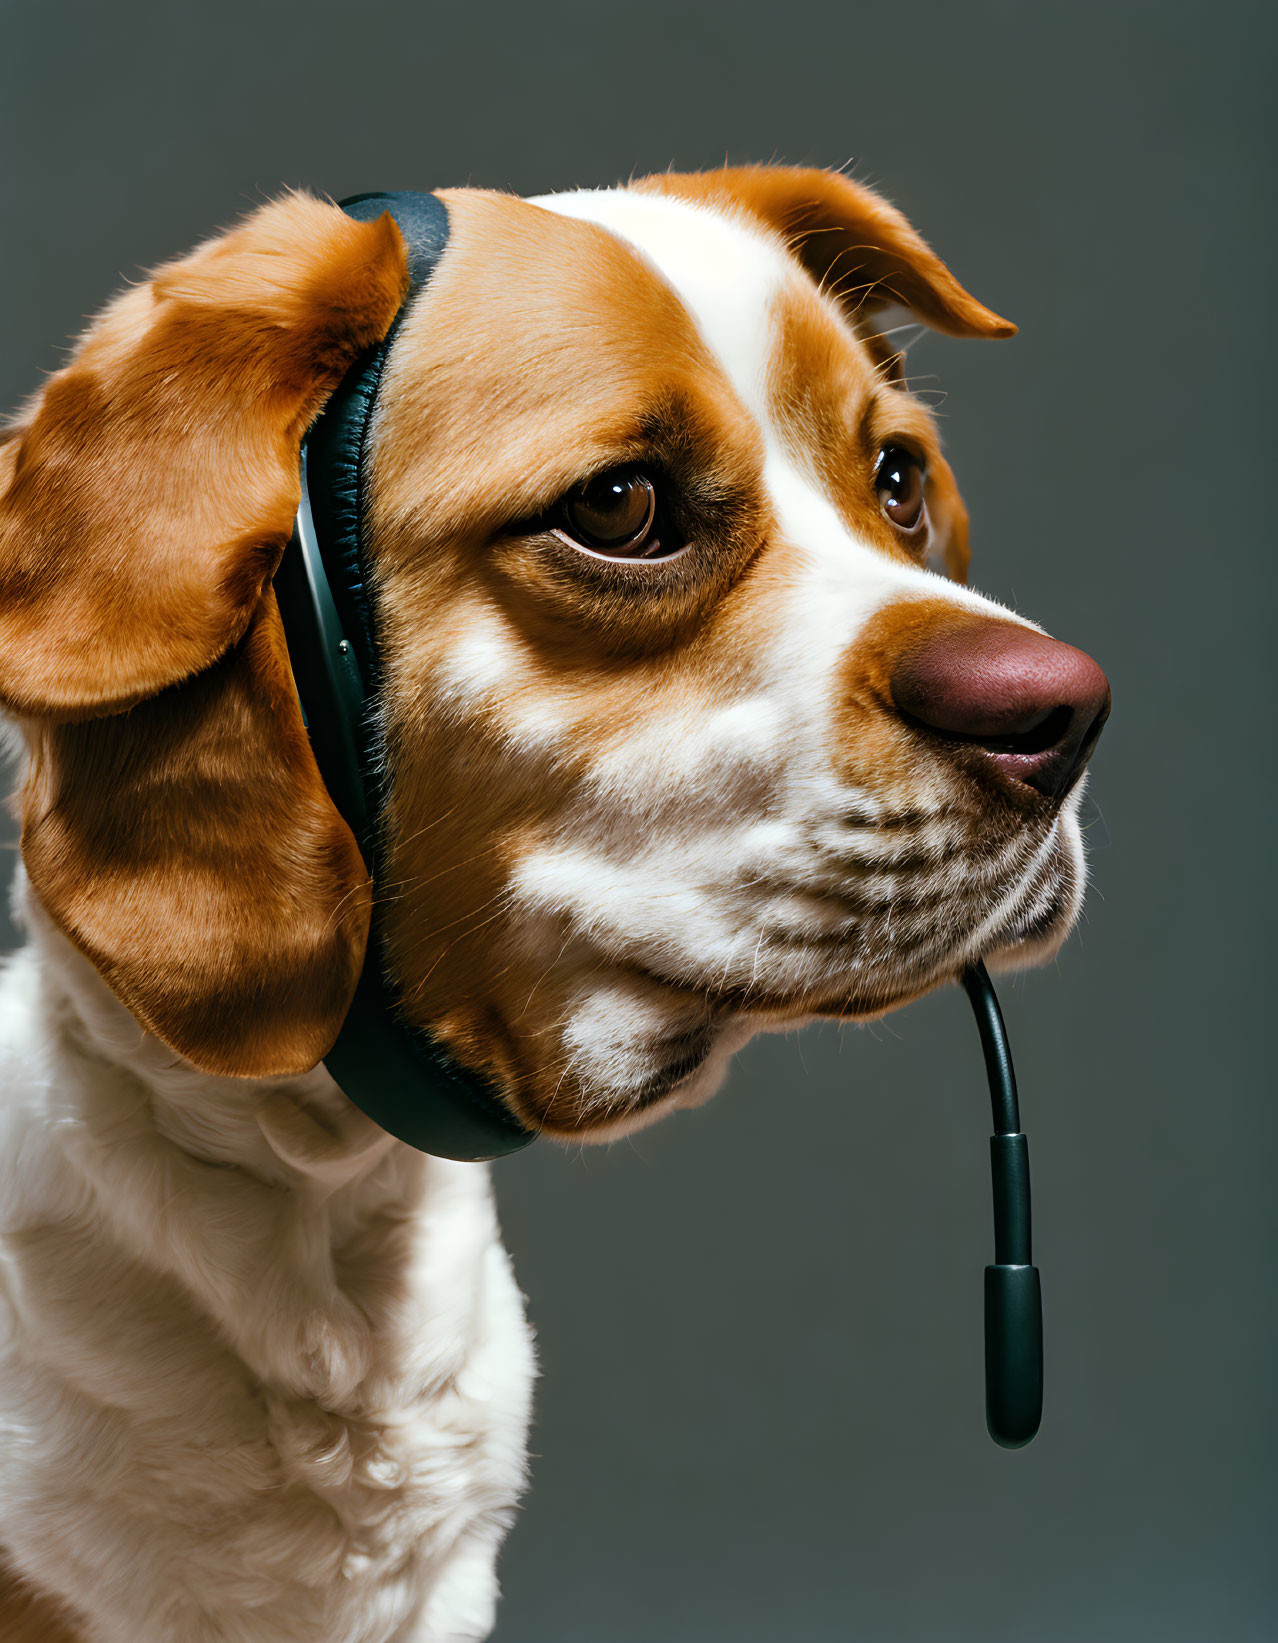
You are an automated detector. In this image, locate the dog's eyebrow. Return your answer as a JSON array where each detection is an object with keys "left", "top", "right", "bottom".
[
  {"left": 855, "top": 388, "right": 883, "bottom": 461},
  {"left": 766, "top": 280, "right": 911, "bottom": 469},
  {"left": 858, "top": 382, "right": 943, "bottom": 463}
]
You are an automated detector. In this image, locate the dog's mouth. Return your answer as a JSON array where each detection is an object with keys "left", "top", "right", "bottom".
[
  {"left": 688, "top": 811, "right": 1078, "bottom": 1012},
  {"left": 497, "top": 806, "right": 1085, "bottom": 1139}
]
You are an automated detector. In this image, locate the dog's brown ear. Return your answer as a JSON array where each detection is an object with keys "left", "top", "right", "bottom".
[
  {"left": 22, "top": 593, "right": 373, "bottom": 1077},
  {"left": 0, "top": 193, "right": 407, "bottom": 719},
  {"left": 636, "top": 165, "right": 1016, "bottom": 339},
  {"left": 0, "top": 194, "right": 407, "bottom": 1075}
]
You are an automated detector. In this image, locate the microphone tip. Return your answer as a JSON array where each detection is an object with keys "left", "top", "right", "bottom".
[{"left": 985, "top": 1264, "right": 1043, "bottom": 1449}]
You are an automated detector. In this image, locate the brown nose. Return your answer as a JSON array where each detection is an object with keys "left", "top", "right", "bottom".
[{"left": 889, "top": 618, "right": 1110, "bottom": 801}]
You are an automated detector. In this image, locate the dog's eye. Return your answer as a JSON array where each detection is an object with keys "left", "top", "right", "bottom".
[
  {"left": 555, "top": 468, "right": 671, "bottom": 560},
  {"left": 875, "top": 444, "right": 927, "bottom": 533}
]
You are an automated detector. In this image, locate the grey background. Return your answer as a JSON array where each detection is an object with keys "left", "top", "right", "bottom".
[{"left": 2, "top": 1, "right": 1274, "bottom": 1638}]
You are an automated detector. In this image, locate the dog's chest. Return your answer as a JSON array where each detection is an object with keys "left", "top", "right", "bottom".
[{"left": 0, "top": 939, "right": 534, "bottom": 1639}]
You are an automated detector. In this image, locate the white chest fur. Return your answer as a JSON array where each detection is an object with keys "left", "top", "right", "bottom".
[{"left": 0, "top": 882, "right": 534, "bottom": 1643}]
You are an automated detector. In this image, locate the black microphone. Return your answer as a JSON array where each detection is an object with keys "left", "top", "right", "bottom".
[{"left": 961, "top": 962, "right": 1043, "bottom": 1448}]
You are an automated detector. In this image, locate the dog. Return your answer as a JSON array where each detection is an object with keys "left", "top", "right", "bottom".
[{"left": 0, "top": 165, "right": 1108, "bottom": 1641}]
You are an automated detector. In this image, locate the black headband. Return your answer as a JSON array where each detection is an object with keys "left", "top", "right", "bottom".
[{"left": 274, "top": 191, "right": 536, "bottom": 1162}]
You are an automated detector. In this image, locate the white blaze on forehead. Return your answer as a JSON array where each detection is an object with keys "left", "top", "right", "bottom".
[
  {"left": 527, "top": 190, "right": 872, "bottom": 550},
  {"left": 528, "top": 188, "right": 788, "bottom": 421}
]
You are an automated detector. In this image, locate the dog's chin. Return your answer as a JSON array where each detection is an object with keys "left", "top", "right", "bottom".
[
  {"left": 521, "top": 995, "right": 745, "bottom": 1143},
  {"left": 533, "top": 1024, "right": 752, "bottom": 1144}
]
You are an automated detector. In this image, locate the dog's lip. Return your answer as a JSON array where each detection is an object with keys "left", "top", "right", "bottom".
[
  {"left": 622, "top": 953, "right": 935, "bottom": 1024},
  {"left": 628, "top": 1025, "right": 718, "bottom": 1106},
  {"left": 619, "top": 861, "right": 1076, "bottom": 1023}
]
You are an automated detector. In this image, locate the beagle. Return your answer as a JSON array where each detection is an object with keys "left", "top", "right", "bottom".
[{"left": 0, "top": 166, "right": 1108, "bottom": 1641}]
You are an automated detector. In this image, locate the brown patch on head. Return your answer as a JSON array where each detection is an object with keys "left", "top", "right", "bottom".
[
  {"left": 372, "top": 188, "right": 768, "bottom": 653},
  {"left": 636, "top": 165, "right": 1016, "bottom": 340},
  {"left": 925, "top": 453, "right": 972, "bottom": 583},
  {"left": 636, "top": 168, "right": 1002, "bottom": 583},
  {"left": 2, "top": 193, "right": 400, "bottom": 1072}
]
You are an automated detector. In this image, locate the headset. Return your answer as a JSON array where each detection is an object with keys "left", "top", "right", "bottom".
[
  {"left": 273, "top": 191, "right": 1044, "bottom": 1449},
  {"left": 273, "top": 191, "right": 534, "bottom": 1166}
]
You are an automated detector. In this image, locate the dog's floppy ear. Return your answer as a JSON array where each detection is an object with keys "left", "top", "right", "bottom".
[
  {"left": 0, "top": 193, "right": 407, "bottom": 718},
  {"left": 637, "top": 165, "right": 1015, "bottom": 339},
  {"left": 22, "top": 593, "right": 373, "bottom": 1077},
  {"left": 0, "top": 194, "right": 409, "bottom": 1076}
]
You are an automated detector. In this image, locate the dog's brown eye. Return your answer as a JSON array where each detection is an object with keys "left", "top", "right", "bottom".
[
  {"left": 875, "top": 444, "right": 927, "bottom": 533},
  {"left": 557, "top": 469, "right": 667, "bottom": 560}
]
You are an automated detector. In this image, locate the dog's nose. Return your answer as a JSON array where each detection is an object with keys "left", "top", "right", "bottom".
[{"left": 889, "top": 617, "right": 1110, "bottom": 801}]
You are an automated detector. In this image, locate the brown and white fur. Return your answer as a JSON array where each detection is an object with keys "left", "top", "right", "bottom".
[{"left": 0, "top": 168, "right": 1095, "bottom": 1640}]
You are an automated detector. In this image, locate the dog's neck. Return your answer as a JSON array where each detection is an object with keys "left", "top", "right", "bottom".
[
  {"left": 10, "top": 870, "right": 493, "bottom": 1414},
  {"left": 19, "top": 870, "right": 394, "bottom": 1184}
]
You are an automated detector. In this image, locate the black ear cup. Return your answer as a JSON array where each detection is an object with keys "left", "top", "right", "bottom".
[
  {"left": 307, "top": 192, "right": 451, "bottom": 693},
  {"left": 304, "top": 357, "right": 382, "bottom": 687}
]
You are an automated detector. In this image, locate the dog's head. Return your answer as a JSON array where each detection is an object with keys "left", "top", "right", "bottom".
[{"left": 0, "top": 167, "right": 1108, "bottom": 1139}]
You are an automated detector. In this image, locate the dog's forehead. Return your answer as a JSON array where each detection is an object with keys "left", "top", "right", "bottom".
[
  {"left": 527, "top": 187, "right": 794, "bottom": 415},
  {"left": 523, "top": 187, "right": 939, "bottom": 577},
  {"left": 372, "top": 187, "right": 768, "bottom": 544}
]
